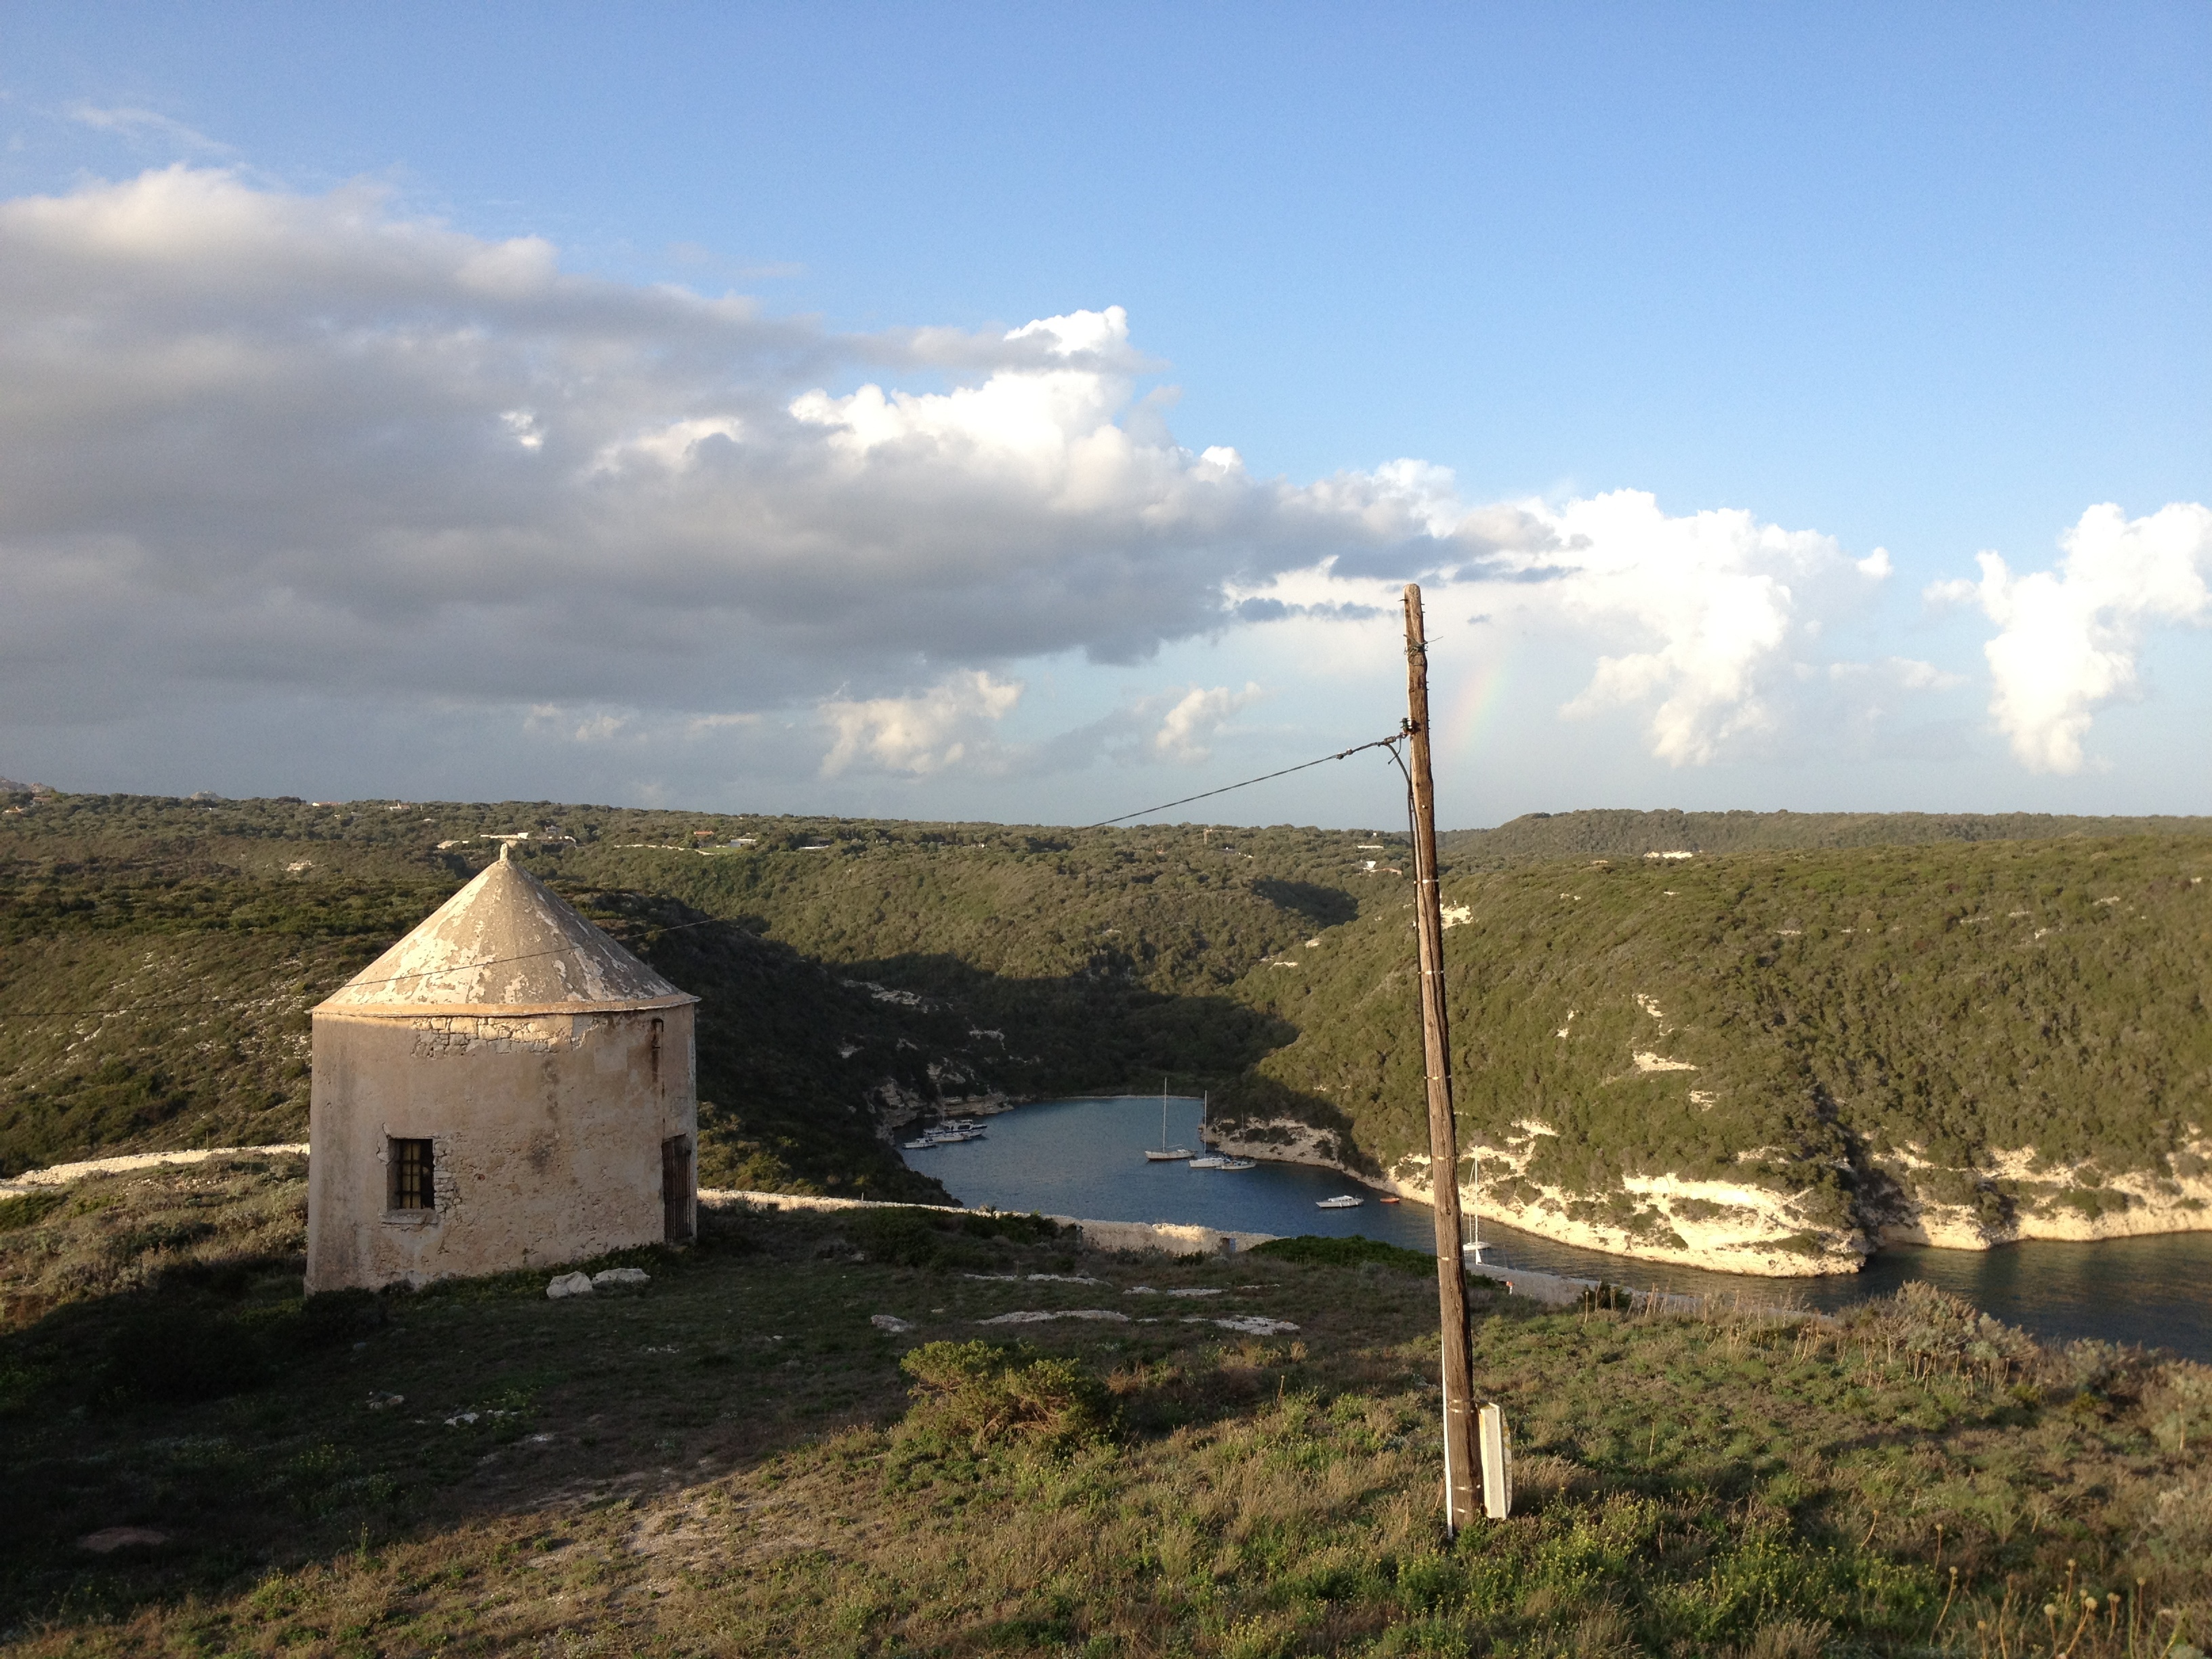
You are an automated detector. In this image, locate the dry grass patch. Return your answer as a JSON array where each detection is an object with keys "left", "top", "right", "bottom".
[{"left": 2, "top": 1185, "right": 2209, "bottom": 1656}]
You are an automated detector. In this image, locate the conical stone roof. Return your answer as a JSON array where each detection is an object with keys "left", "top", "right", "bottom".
[{"left": 316, "top": 848, "right": 695, "bottom": 1017}]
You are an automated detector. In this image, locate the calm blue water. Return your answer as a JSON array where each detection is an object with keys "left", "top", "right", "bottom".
[{"left": 923, "top": 1094, "right": 2212, "bottom": 1362}]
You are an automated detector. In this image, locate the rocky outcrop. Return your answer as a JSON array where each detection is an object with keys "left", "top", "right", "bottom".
[
  {"left": 1397, "top": 1149, "right": 1865, "bottom": 1279},
  {"left": 1865, "top": 1138, "right": 2212, "bottom": 1250},
  {"left": 1208, "top": 1117, "right": 1354, "bottom": 1173},
  {"left": 1218, "top": 1116, "right": 2212, "bottom": 1278},
  {"left": 865, "top": 1073, "right": 1011, "bottom": 1141},
  {"left": 1215, "top": 1115, "right": 1864, "bottom": 1276}
]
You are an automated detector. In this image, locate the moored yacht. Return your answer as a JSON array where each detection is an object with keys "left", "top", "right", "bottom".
[{"left": 1145, "top": 1076, "right": 1193, "bottom": 1161}]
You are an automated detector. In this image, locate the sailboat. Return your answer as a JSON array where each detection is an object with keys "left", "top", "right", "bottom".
[
  {"left": 1143, "top": 1077, "right": 1193, "bottom": 1162},
  {"left": 1189, "top": 1088, "right": 1255, "bottom": 1168},
  {"left": 1460, "top": 1143, "right": 1491, "bottom": 1261}
]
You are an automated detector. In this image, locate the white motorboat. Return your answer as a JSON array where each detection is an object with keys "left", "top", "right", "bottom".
[
  {"left": 1214, "top": 1158, "right": 1257, "bottom": 1171},
  {"left": 1315, "top": 1194, "right": 1364, "bottom": 1209},
  {"left": 1187, "top": 1153, "right": 1229, "bottom": 1169},
  {"left": 901, "top": 1137, "right": 937, "bottom": 1150}
]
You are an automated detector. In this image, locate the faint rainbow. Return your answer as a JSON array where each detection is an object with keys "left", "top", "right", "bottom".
[{"left": 1435, "top": 654, "right": 1508, "bottom": 765}]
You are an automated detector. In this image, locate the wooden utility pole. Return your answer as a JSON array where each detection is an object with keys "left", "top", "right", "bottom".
[{"left": 1403, "top": 582, "right": 1480, "bottom": 1535}]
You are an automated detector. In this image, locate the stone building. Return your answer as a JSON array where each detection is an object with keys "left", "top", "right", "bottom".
[{"left": 306, "top": 846, "right": 698, "bottom": 1292}]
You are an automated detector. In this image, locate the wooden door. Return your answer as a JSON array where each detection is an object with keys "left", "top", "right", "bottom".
[{"left": 661, "top": 1134, "right": 694, "bottom": 1243}]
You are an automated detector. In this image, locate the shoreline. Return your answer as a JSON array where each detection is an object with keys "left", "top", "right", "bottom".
[{"left": 1187, "top": 1113, "right": 2212, "bottom": 1279}]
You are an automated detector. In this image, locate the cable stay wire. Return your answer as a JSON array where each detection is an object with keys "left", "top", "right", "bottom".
[{"left": 0, "top": 725, "right": 1416, "bottom": 1023}]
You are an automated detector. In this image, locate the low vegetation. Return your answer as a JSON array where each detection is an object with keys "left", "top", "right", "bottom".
[
  {"left": 1, "top": 1166, "right": 2208, "bottom": 1656},
  {"left": 1439, "top": 808, "right": 2212, "bottom": 867},
  {"left": 1223, "top": 833, "right": 2212, "bottom": 1251},
  {"left": 5, "top": 790, "right": 2210, "bottom": 1265},
  {"left": 0, "top": 792, "right": 1387, "bottom": 1190}
]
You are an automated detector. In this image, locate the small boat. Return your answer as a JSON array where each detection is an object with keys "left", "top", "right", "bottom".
[
  {"left": 1187, "top": 1154, "right": 1229, "bottom": 1170},
  {"left": 928, "top": 1129, "right": 983, "bottom": 1143},
  {"left": 901, "top": 1138, "right": 937, "bottom": 1150},
  {"left": 1214, "top": 1158, "right": 1257, "bottom": 1172},
  {"left": 1316, "top": 1194, "right": 1365, "bottom": 1210},
  {"left": 1378, "top": 1195, "right": 1401, "bottom": 1204},
  {"left": 1145, "top": 1076, "right": 1191, "bottom": 1162}
]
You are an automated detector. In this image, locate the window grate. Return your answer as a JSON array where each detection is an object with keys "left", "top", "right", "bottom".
[{"left": 390, "top": 1138, "right": 435, "bottom": 1210}]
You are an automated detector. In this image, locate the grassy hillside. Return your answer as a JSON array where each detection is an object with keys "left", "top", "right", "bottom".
[
  {"left": 2, "top": 1164, "right": 2207, "bottom": 1656},
  {"left": 0, "top": 792, "right": 1401, "bottom": 1193},
  {"left": 7, "top": 790, "right": 2210, "bottom": 1261}
]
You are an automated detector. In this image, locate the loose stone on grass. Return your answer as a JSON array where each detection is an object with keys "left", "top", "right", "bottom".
[
  {"left": 979, "top": 1309, "right": 1132, "bottom": 1325},
  {"left": 77, "top": 1528, "right": 169, "bottom": 1553}
]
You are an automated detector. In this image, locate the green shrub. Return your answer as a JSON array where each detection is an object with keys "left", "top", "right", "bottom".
[
  {"left": 103, "top": 1304, "right": 272, "bottom": 1401},
  {"left": 0, "top": 1189, "right": 65, "bottom": 1231},
  {"left": 898, "top": 1340, "right": 1111, "bottom": 1455},
  {"left": 92, "top": 1284, "right": 382, "bottom": 1405},
  {"left": 848, "top": 1205, "right": 1068, "bottom": 1268},
  {"left": 1249, "top": 1234, "right": 1433, "bottom": 1275}
]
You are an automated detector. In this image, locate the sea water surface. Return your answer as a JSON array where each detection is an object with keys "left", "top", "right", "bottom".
[{"left": 923, "top": 1094, "right": 2212, "bottom": 1363}]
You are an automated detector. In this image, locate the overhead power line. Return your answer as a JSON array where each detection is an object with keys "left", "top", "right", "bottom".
[
  {"left": 1082, "top": 729, "right": 1408, "bottom": 828},
  {"left": 0, "top": 913, "right": 731, "bottom": 1023},
  {"left": 0, "top": 726, "right": 1414, "bottom": 1021}
]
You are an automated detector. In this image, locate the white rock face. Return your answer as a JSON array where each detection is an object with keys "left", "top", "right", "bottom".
[
  {"left": 979, "top": 1309, "right": 1131, "bottom": 1324},
  {"left": 1210, "top": 1315, "right": 1299, "bottom": 1336},
  {"left": 870, "top": 1313, "right": 915, "bottom": 1332},
  {"left": 591, "top": 1267, "right": 650, "bottom": 1287},
  {"left": 546, "top": 1271, "right": 594, "bottom": 1298}
]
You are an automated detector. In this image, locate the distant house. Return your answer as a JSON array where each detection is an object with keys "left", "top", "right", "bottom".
[{"left": 306, "top": 845, "right": 699, "bottom": 1292}]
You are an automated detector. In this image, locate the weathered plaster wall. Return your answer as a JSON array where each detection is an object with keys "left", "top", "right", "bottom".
[{"left": 306, "top": 1004, "right": 695, "bottom": 1292}]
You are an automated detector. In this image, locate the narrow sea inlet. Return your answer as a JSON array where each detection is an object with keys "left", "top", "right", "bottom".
[{"left": 927, "top": 1094, "right": 2212, "bottom": 1362}]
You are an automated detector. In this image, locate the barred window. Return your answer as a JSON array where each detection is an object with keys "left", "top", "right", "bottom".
[{"left": 390, "top": 1138, "right": 436, "bottom": 1210}]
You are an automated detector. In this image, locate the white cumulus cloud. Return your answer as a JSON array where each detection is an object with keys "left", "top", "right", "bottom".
[
  {"left": 0, "top": 164, "right": 2117, "bottom": 802},
  {"left": 1549, "top": 493, "right": 1848, "bottom": 765},
  {"left": 0, "top": 167, "right": 1465, "bottom": 735},
  {"left": 1235, "top": 489, "right": 1886, "bottom": 767},
  {"left": 1153, "top": 683, "right": 1266, "bottom": 762},
  {"left": 819, "top": 672, "right": 1024, "bottom": 777},
  {"left": 1930, "top": 501, "right": 2212, "bottom": 773}
]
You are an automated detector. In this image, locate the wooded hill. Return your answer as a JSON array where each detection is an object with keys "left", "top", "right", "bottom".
[
  {"left": 3, "top": 789, "right": 2207, "bottom": 1258},
  {"left": 1221, "top": 832, "right": 2212, "bottom": 1258},
  {"left": 1441, "top": 808, "right": 2212, "bottom": 867},
  {"left": 0, "top": 792, "right": 1397, "bottom": 1197}
]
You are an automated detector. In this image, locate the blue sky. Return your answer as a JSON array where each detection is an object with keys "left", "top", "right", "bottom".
[{"left": 1, "top": 3, "right": 2206, "bottom": 827}]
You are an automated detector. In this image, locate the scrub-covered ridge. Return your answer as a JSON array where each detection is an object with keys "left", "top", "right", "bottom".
[
  {"left": 4, "top": 787, "right": 2209, "bottom": 1276},
  {"left": 1215, "top": 836, "right": 2212, "bottom": 1273}
]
